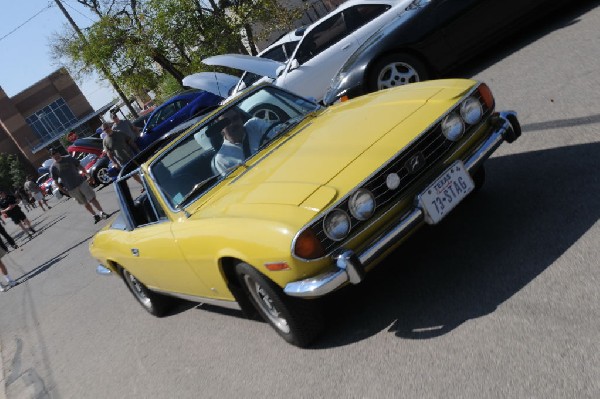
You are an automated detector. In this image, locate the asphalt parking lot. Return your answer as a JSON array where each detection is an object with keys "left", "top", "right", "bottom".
[{"left": 1, "top": 1, "right": 599, "bottom": 398}]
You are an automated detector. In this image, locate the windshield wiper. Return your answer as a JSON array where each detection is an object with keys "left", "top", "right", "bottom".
[{"left": 176, "top": 174, "right": 221, "bottom": 210}]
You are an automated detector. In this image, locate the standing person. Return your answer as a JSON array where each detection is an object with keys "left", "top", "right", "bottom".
[
  {"left": 0, "top": 221, "right": 18, "bottom": 249},
  {"left": 0, "top": 190, "right": 36, "bottom": 238},
  {"left": 102, "top": 122, "right": 143, "bottom": 186},
  {"left": 24, "top": 175, "right": 51, "bottom": 211},
  {"left": 111, "top": 112, "right": 140, "bottom": 141},
  {"left": 14, "top": 192, "right": 32, "bottom": 212},
  {"left": 0, "top": 241, "right": 17, "bottom": 292},
  {"left": 49, "top": 149, "right": 108, "bottom": 224}
]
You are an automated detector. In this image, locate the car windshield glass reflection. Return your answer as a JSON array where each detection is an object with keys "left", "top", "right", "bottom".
[{"left": 151, "top": 86, "right": 318, "bottom": 209}]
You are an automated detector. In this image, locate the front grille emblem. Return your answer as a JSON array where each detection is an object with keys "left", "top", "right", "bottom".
[{"left": 405, "top": 152, "right": 425, "bottom": 174}]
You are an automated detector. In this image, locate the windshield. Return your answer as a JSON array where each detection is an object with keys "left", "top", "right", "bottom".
[
  {"left": 146, "top": 100, "right": 187, "bottom": 130},
  {"left": 150, "top": 86, "right": 318, "bottom": 209}
]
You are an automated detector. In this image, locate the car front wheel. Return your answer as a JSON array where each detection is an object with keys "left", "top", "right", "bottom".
[
  {"left": 369, "top": 53, "right": 429, "bottom": 92},
  {"left": 122, "top": 269, "right": 172, "bottom": 317},
  {"left": 234, "top": 262, "right": 323, "bottom": 347},
  {"left": 95, "top": 167, "right": 112, "bottom": 185}
]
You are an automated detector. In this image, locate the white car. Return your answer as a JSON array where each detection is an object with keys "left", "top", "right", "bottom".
[{"left": 201, "top": 0, "right": 412, "bottom": 101}]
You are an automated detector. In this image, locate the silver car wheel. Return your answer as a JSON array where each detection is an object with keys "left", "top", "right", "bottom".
[
  {"left": 243, "top": 275, "right": 291, "bottom": 334},
  {"left": 377, "top": 62, "right": 420, "bottom": 90},
  {"left": 124, "top": 271, "right": 152, "bottom": 309},
  {"left": 96, "top": 168, "right": 111, "bottom": 184}
]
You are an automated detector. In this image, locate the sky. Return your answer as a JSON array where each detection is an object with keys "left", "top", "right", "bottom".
[{"left": 0, "top": 0, "right": 117, "bottom": 110}]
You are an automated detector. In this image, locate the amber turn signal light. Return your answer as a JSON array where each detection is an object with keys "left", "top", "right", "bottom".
[
  {"left": 294, "top": 229, "right": 325, "bottom": 259},
  {"left": 265, "top": 262, "right": 291, "bottom": 271},
  {"left": 477, "top": 83, "right": 495, "bottom": 110}
]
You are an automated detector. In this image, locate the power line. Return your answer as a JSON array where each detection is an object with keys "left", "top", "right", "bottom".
[
  {"left": 62, "top": 0, "right": 95, "bottom": 24},
  {"left": 0, "top": 3, "right": 54, "bottom": 42}
]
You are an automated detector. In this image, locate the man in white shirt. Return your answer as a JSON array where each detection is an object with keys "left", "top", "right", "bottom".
[{"left": 213, "top": 108, "right": 271, "bottom": 175}]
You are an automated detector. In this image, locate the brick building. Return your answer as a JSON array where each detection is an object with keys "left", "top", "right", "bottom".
[{"left": 0, "top": 68, "right": 113, "bottom": 174}]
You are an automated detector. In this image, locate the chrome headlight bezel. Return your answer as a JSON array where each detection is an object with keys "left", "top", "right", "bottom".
[
  {"left": 348, "top": 189, "right": 376, "bottom": 221},
  {"left": 441, "top": 113, "right": 465, "bottom": 141},
  {"left": 460, "top": 96, "right": 483, "bottom": 125},
  {"left": 323, "top": 209, "right": 351, "bottom": 241}
]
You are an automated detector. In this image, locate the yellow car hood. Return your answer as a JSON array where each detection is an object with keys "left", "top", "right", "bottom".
[{"left": 194, "top": 82, "right": 466, "bottom": 217}]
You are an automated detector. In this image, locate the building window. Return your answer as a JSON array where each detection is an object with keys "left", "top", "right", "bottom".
[{"left": 25, "top": 98, "right": 78, "bottom": 142}]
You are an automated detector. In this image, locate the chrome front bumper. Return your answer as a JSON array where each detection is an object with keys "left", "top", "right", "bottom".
[{"left": 284, "top": 111, "right": 521, "bottom": 298}]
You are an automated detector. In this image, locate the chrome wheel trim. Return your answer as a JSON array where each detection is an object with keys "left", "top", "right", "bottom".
[
  {"left": 96, "top": 168, "right": 111, "bottom": 184},
  {"left": 377, "top": 62, "right": 420, "bottom": 90},
  {"left": 252, "top": 108, "right": 281, "bottom": 123},
  {"left": 243, "top": 275, "right": 290, "bottom": 334},
  {"left": 125, "top": 271, "right": 152, "bottom": 309}
]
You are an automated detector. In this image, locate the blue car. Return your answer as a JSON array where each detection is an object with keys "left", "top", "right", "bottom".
[{"left": 137, "top": 90, "right": 221, "bottom": 149}]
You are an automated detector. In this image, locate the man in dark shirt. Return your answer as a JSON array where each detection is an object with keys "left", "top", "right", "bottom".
[
  {"left": 0, "top": 191, "right": 35, "bottom": 238},
  {"left": 111, "top": 112, "right": 140, "bottom": 141},
  {"left": 103, "top": 122, "right": 143, "bottom": 186},
  {"left": 49, "top": 149, "right": 108, "bottom": 224}
]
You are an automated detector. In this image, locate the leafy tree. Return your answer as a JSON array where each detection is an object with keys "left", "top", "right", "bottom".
[
  {"left": 50, "top": 0, "right": 304, "bottom": 101},
  {"left": 0, "top": 153, "right": 28, "bottom": 192}
]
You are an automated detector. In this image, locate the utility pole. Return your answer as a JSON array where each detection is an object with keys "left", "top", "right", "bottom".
[{"left": 53, "top": 0, "right": 138, "bottom": 117}]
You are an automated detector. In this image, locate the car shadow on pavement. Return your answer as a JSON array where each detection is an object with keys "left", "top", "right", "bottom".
[{"left": 314, "top": 141, "right": 599, "bottom": 348}]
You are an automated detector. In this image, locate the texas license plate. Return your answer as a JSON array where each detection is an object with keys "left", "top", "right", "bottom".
[{"left": 418, "top": 161, "right": 474, "bottom": 224}]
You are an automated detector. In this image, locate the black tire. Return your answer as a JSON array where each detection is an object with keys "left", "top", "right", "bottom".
[
  {"left": 248, "top": 104, "right": 288, "bottom": 123},
  {"left": 234, "top": 262, "right": 323, "bottom": 347},
  {"left": 368, "top": 53, "right": 429, "bottom": 92},
  {"left": 122, "top": 269, "right": 172, "bottom": 317}
]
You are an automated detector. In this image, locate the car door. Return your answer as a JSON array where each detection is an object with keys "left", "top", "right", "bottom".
[
  {"left": 434, "top": 0, "right": 519, "bottom": 60},
  {"left": 119, "top": 179, "right": 214, "bottom": 297},
  {"left": 278, "top": 3, "right": 393, "bottom": 100}
]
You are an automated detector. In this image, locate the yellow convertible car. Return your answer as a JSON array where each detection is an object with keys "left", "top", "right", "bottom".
[{"left": 90, "top": 80, "right": 520, "bottom": 347}]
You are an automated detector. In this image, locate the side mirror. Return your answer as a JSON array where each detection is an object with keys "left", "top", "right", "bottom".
[{"left": 288, "top": 59, "right": 300, "bottom": 71}]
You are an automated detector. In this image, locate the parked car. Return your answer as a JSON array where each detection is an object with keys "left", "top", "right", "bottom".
[
  {"left": 67, "top": 137, "right": 104, "bottom": 156},
  {"left": 137, "top": 90, "right": 222, "bottom": 149},
  {"left": 323, "top": 0, "right": 573, "bottom": 104},
  {"left": 132, "top": 112, "right": 153, "bottom": 131},
  {"left": 36, "top": 173, "right": 53, "bottom": 196},
  {"left": 67, "top": 138, "right": 115, "bottom": 187},
  {"left": 90, "top": 80, "right": 521, "bottom": 347},
  {"left": 202, "top": 0, "right": 413, "bottom": 102}
]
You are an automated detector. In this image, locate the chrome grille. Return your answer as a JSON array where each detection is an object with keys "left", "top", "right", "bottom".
[{"left": 312, "top": 93, "right": 492, "bottom": 254}]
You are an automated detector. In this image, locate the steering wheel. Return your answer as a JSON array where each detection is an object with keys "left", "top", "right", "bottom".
[{"left": 259, "top": 122, "right": 283, "bottom": 147}]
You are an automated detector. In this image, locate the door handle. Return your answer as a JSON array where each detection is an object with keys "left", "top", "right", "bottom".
[{"left": 341, "top": 44, "right": 352, "bottom": 50}]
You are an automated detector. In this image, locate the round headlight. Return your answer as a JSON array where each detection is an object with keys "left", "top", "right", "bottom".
[
  {"left": 441, "top": 113, "right": 465, "bottom": 141},
  {"left": 323, "top": 210, "right": 351, "bottom": 241},
  {"left": 460, "top": 97, "right": 483, "bottom": 125},
  {"left": 348, "top": 189, "right": 376, "bottom": 220}
]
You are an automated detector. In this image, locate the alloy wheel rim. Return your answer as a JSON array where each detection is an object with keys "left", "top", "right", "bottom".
[
  {"left": 96, "top": 168, "right": 111, "bottom": 184},
  {"left": 377, "top": 62, "right": 419, "bottom": 90},
  {"left": 126, "top": 272, "right": 151, "bottom": 308},
  {"left": 243, "top": 275, "right": 290, "bottom": 334}
]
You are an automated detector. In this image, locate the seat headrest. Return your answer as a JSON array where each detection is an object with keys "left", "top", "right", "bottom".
[{"left": 205, "top": 118, "right": 229, "bottom": 151}]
